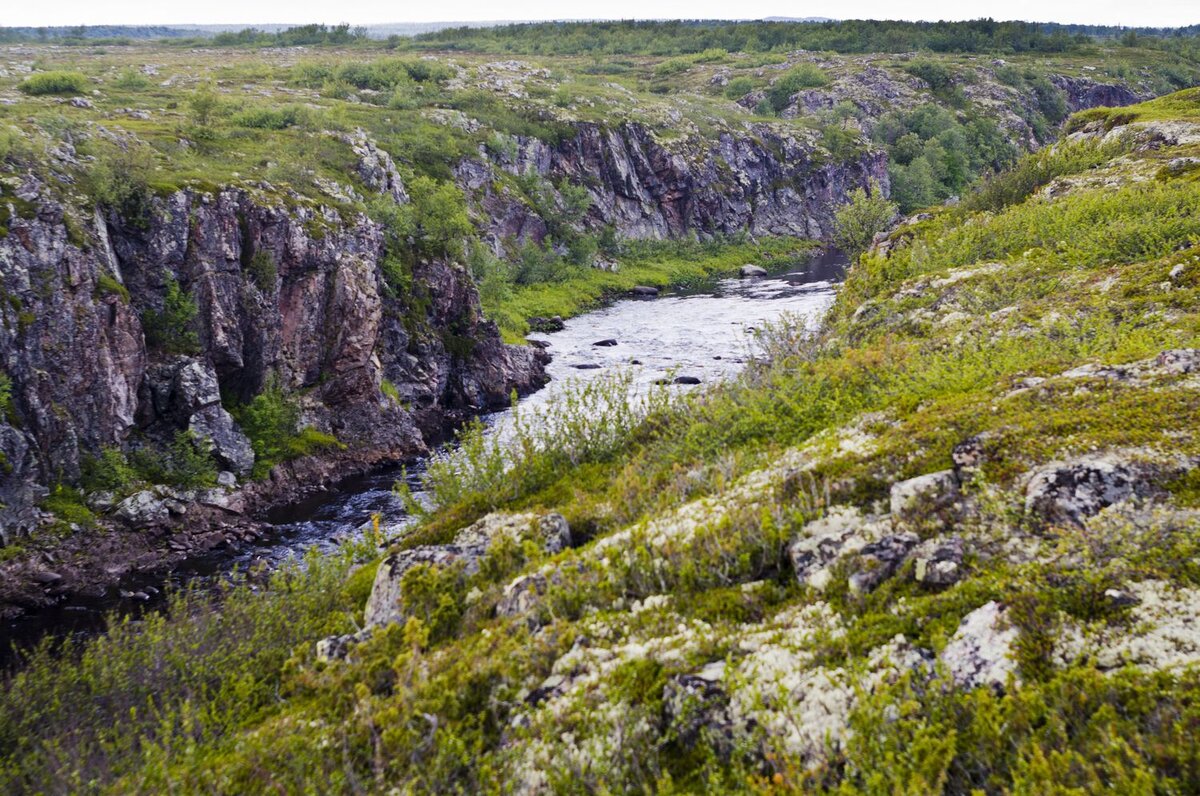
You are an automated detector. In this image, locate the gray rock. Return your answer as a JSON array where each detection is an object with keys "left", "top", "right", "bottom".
[
  {"left": 1023, "top": 453, "right": 1167, "bottom": 529},
  {"left": 738, "top": 264, "right": 768, "bottom": 277},
  {"left": 366, "top": 512, "right": 571, "bottom": 630},
  {"left": 889, "top": 469, "right": 960, "bottom": 522},
  {"left": 188, "top": 405, "right": 255, "bottom": 476},
  {"left": 496, "top": 572, "right": 549, "bottom": 620},
  {"left": 115, "top": 490, "right": 171, "bottom": 527},
  {"left": 315, "top": 629, "right": 372, "bottom": 662},
  {"left": 529, "top": 316, "right": 565, "bottom": 332},
  {"left": 787, "top": 506, "right": 891, "bottom": 591},
  {"left": 913, "top": 536, "right": 965, "bottom": 587},
  {"left": 847, "top": 532, "right": 920, "bottom": 595},
  {"left": 536, "top": 513, "right": 572, "bottom": 553},
  {"left": 363, "top": 545, "right": 477, "bottom": 629},
  {"left": 951, "top": 435, "right": 989, "bottom": 480},
  {"left": 629, "top": 285, "right": 660, "bottom": 297},
  {"left": 940, "top": 601, "right": 1018, "bottom": 691},
  {"left": 662, "top": 661, "right": 739, "bottom": 759}
]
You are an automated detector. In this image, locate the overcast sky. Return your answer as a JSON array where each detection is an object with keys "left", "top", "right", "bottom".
[{"left": 5, "top": 1, "right": 1196, "bottom": 29}]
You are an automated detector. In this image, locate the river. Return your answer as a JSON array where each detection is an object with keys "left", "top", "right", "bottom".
[{"left": 0, "top": 248, "right": 846, "bottom": 667}]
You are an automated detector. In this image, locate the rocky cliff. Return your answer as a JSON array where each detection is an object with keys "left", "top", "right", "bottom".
[
  {"left": 0, "top": 169, "right": 546, "bottom": 611},
  {"left": 458, "top": 121, "right": 889, "bottom": 251}
]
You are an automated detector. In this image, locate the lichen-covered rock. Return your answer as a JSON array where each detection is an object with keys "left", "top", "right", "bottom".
[
  {"left": 496, "top": 572, "right": 549, "bottom": 620},
  {"left": 365, "top": 512, "right": 571, "bottom": 630},
  {"left": 847, "top": 532, "right": 920, "bottom": 594},
  {"left": 662, "top": 661, "right": 740, "bottom": 760},
  {"left": 1022, "top": 453, "right": 1171, "bottom": 528},
  {"left": 114, "top": 490, "right": 172, "bottom": 528},
  {"left": 787, "top": 506, "right": 892, "bottom": 591},
  {"left": 940, "top": 601, "right": 1018, "bottom": 691},
  {"left": 889, "top": 469, "right": 960, "bottom": 524},
  {"left": 913, "top": 536, "right": 966, "bottom": 587},
  {"left": 363, "top": 545, "right": 477, "bottom": 629}
]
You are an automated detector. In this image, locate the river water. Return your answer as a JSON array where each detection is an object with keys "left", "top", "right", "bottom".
[{"left": 0, "top": 248, "right": 845, "bottom": 666}]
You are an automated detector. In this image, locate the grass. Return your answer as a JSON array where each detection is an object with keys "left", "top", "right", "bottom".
[{"left": 3, "top": 41, "right": 1200, "bottom": 794}]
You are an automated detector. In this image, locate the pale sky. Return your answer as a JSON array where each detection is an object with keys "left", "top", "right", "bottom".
[{"left": 3, "top": 0, "right": 1196, "bottom": 30}]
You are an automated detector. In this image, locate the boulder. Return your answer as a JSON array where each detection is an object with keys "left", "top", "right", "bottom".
[
  {"left": 114, "top": 490, "right": 171, "bottom": 528},
  {"left": 889, "top": 469, "right": 960, "bottom": 523},
  {"left": 662, "top": 661, "right": 739, "bottom": 759},
  {"left": 365, "top": 512, "right": 571, "bottom": 629},
  {"left": 940, "top": 601, "right": 1018, "bottom": 691},
  {"left": 787, "top": 506, "right": 891, "bottom": 591},
  {"left": 847, "top": 532, "right": 920, "bottom": 595},
  {"left": 1023, "top": 453, "right": 1167, "bottom": 529},
  {"left": 913, "top": 536, "right": 965, "bottom": 587},
  {"left": 496, "top": 572, "right": 549, "bottom": 620},
  {"left": 188, "top": 405, "right": 255, "bottom": 476},
  {"left": 592, "top": 338, "right": 618, "bottom": 347},
  {"left": 529, "top": 316, "right": 565, "bottom": 333},
  {"left": 738, "top": 264, "right": 768, "bottom": 278},
  {"left": 363, "top": 546, "right": 476, "bottom": 628},
  {"left": 629, "top": 285, "right": 660, "bottom": 297}
]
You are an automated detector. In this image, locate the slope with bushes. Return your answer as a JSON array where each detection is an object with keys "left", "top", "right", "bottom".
[{"left": 4, "top": 86, "right": 1199, "bottom": 793}]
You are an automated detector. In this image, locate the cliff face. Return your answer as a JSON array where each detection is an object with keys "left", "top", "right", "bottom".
[
  {"left": 0, "top": 176, "right": 546, "bottom": 544},
  {"left": 457, "top": 121, "right": 890, "bottom": 251}
]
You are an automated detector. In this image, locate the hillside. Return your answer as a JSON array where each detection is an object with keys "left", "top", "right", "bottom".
[
  {"left": 1, "top": 51, "right": 1199, "bottom": 789},
  {"left": 1, "top": 23, "right": 1200, "bottom": 790}
]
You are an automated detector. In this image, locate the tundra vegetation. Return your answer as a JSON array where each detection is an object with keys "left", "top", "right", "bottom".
[{"left": 1, "top": 20, "right": 1200, "bottom": 795}]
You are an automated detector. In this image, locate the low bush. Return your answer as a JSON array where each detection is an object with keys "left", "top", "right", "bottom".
[
  {"left": 18, "top": 70, "right": 88, "bottom": 96},
  {"left": 765, "top": 64, "right": 829, "bottom": 114},
  {"left": 231, "top": 377, "right": 343, "bottom": 478},
  {"left": 141, "top": 275, "right": 200, "bottom": 355}
]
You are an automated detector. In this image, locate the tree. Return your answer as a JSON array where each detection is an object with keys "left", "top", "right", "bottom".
[{"left": 832, "top": 180, "right": 898, "bottom": 259}]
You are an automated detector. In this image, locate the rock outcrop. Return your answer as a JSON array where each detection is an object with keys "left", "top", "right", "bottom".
[
  {"left": 458, "top": 121, "right": 890, "bottom": 251},
  {"left": 0, "top": 174, "right": 548, "bottom": 614}
]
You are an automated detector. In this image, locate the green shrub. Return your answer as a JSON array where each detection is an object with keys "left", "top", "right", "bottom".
[
  {"left": 724, "top": 76, "right": 755, "bottom": 100},
  {"left": 129, "top": 430, "right": 218, "bottom": 489},
  {"left": 186, "top": 84, "right": 223, "bottom": 127},
  {"left": 245, "top": 250, "right": 277, "bottom": 291},
  {"left": 80, "top": 447, "right": 139, "bottom": 493},
  {"left": 231, "top": 377, "right": 343, "bottom": 478},
  {"left": 0, "top": 544, "right": 362, "bottom": 792},
  {"left": 408, "top": 176, "right": 473, "bottom": 260},
  {"left": 141, "top": 275, "right": 200, "bottom": 355},
  {"left": 84, "top": 141, "right": 155, "bottom": 224},
  {"left": 18, "top": 71, "right": 89, "bottom": 96},
  {"left": 765, "top": 64, "right": 829, "bottom": 114},
  {"left": 904, "top": 60, "right": 956, "bottom": 93},
  {"left": 40, "top": 484, "right": 95, "bottom": 527},
  {"left": 95, "top": 272, "right": 129, "bottom": 302},
  {"left": 833, "top": 180, "right": 898, "bottom": 258},
  {"left": 231, "top": 105, "right": 307, "bottom": 130},
  {"left": 111, "top": 68, "right": 150, "bottom": 90},
  {"left": 962, "top": 136, "right": 1134, "bottom": 214}
]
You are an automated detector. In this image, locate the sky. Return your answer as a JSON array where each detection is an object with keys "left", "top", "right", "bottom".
[{"left": 3, "top": 0, "right": 1196, "bottom": 29}]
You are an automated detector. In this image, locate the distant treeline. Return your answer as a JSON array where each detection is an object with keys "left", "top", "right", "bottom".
[
  {"left": 411, "top": 19, "right": 1200, "bottom": 55},
  {"left": 1, "top": 19, "right": 1198, "bottom": 52}
]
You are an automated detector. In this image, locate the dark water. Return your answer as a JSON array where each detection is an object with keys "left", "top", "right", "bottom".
[{"left": 0, "top": 249, "right": 846, "bottom": 669}]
